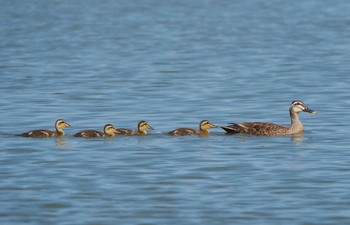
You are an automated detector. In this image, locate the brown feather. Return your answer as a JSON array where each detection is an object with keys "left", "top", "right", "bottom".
[
  {"left": 167, "top": 128, "right": 197, "bottom": 136},
  {"left": 73, "top": 130, "right": 104, "bottom": 138},
  {"left": 115, "top": 128, "right": 137, "bottom": 135},
  {"left": 17, "top": 129, "right": 59, "bottom": 138},
  {"left": 221, "top": 122, "right": 289, "bottom": 136}
]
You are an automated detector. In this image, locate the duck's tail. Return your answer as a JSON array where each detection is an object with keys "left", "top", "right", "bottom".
[{"left": 220, "top": 123, "right": 241, "bottom": 134}]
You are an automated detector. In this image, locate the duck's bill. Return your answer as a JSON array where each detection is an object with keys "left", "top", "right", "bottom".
[
  {"left": 148, "top": 125, "right": 154, "bottom": 130},
  {"left": 66, "top": 123, "right": 73, "bottom": 128},
  {"left": 305, "top": 108, "right": 317, "bottom": 114}
]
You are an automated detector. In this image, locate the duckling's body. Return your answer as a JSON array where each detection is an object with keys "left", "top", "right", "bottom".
[
  {"left": 116, "top": 121, "right": 153, "bottom": 135},
  {"left": 74, "top": 124, "right": 118, "bottom": 138},
  {"left": 17, "top": 119, "right": 72, "bottom": 138},
  {"left": 167, "top": 127, "right": 198, "bottom": 136},
  {"left": 73, "top": 130, "right": 105, "bottom": 138},
  {"left": 220, "top": 100, "right": 317, "bottom": 136},
  {"left": 168, "top": 120, "right": 216, "bottom": 136}
]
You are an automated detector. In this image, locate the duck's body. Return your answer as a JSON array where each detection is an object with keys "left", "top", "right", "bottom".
[
  {"left": 168, "top": 120, "right": 216, "bottom": 136},
  {"left": 116, "top": 121, "right": 153, "bottom": 135},
  {"left": 220, "top": 100, "right": 317, "bottom": 136},
  {"left": 17, "top": 119, "right": 72, "bottom": 138},
  {"left": 167, "top": 128, "right": 198, "bottom": 136},
  {"left": 74, "top": 124, "right": 118, "bottom": 138},
  {"left": 73, "top": 130, "right": 105, "bottom": 138},
  {"left": 221, "top": 122, "right": 291, "bottom": 136}
]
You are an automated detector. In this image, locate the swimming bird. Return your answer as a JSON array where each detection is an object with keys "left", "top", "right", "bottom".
[
  {"left": 167, "top": 120, "right": 217, "bottom": 136},
  {"left": 116, "top": 120, "right": 154, "bottom": 135},
  {"left": 220, "top": 100, "right": 317, "bottom": 136},
  {"left": 17, "top": 119, "right": 72, "bottom": 138},
  {"left": 74, "top": 124, "right": 118, "bottom": 138}
]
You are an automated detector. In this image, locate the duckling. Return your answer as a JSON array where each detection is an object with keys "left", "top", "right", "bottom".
[
  {"left": 220, "top": 100, "right": 317, "bottom": 136},
  {"left": 168, "top": 120, "right": 217, "bottom": 136},
  {"left": 74, "top": 124, "right": 118, "bottom": 138},
  {"left": 116, "top": 120, "right": 154, "bottom": 135},
  {"left": 17, "top": 119, "right": 72, "bottom": 138}
]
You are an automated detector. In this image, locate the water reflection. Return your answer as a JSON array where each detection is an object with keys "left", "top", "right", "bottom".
[
  {"left": 291, "top": 132, "right": 304, "bottom": 144},
  {"left": 56, "top": 137, "right": 69, "bottom": 148}
]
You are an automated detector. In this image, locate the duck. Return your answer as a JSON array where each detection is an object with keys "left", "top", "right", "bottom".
[
  {"left": 17, "top": 119, "right": 72, "bottom": 138},
  {"left": 74, "top": 124, "right": 118, "bottom": 138},
  {"left": 167, "top": 120, "right": 217, "bottom": 136},
  {"left": 220, "top": 100, "right": 317, "bottom": 136},
  {"left": 116, "top": 120, "right": 154, "bottom": 135}
]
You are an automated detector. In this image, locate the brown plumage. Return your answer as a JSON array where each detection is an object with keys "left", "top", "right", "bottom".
[
  {"left": 221, "top": 100, "right": 317, "bottom": 136},
  {"left": 168, "top": 120, "right": 217, "bottom": 136},
  {"left": 74, "top": 124, "right": 118, "bottom": 138},
  {"left": 17, "top": 119, "right": 72, "bottom": 138},
  {"left": 116, "top": 120, "right": 154, "bottom": 135},
  {"left": 221, "top": 122, "right": 290, "bottom": 136}
]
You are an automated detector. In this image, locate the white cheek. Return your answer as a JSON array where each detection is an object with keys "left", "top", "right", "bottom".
[{"left": 293, "top": 106, "right": 304, "bottom": 113}]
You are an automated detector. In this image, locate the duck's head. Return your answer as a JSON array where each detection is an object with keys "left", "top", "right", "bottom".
[
  {"left": 290, "top": 100, "right": 317, "bottom": 114},
  {"left": 199, "top": 120, "right": 217, "bottom": 131},
  {"left": 138, "top": 121, "right": 154, "bottom": 132},
  {"left": 56, "top": 119, "right": 72, "bottom": 131},
  {"left": 104, "top": 124, "right": 118, "bottom": 136}
]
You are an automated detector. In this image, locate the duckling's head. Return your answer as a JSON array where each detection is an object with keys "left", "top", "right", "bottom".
[
  {"left": 138, "top": 121, "right": 154, "bottom": 133},
  {"left": 56, "top": 119, "right": 72, "bottom": 131},
  {"left": 199, "top": 120, "right": 217, "bottom": 131},
  {"left": 290, "top": 100, "right": 317, "bottom": 114},
  {"left": 104, "top": 124, "right": 118, "bottom": 136}
]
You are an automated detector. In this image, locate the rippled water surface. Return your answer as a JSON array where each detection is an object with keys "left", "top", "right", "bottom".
[{"left": 1, "top": 0, "right": 350, "bottom": 224}]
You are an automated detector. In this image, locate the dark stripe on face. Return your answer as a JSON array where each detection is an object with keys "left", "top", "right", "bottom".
[
  {"left": 292, "top": 100, "right": 304, "bottom": 106},
  {"left": 201, "top": 120, "right": 210, "bottom": 125}
]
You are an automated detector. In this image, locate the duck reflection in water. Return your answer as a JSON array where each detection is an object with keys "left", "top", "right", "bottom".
[{"left": 56, "top": 136, "right": 70, "bottom": 148}]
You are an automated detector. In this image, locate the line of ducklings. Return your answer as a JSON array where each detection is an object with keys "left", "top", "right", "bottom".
[
  {"left": 16, "top": 100, "right": 317, "bottom": 138},
  {"left": 17, "top": 119, "right": 216, "bottom": 138}
]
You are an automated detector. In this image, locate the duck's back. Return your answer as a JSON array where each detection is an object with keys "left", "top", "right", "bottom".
[
  {"left": 17, "top": 129, "right": 58, "bottom": 138},
  {"left": 115, "top": 128, "right": 137, "bottom": 135},
  {"left": 221, "top": 122, "right": 289, "bottom": 136},
  {"left": 74, "top": 130, "right": 104, "bottom": 138},
  {"left": 168, "top": 128, "right": 197, "bottom": 136}
]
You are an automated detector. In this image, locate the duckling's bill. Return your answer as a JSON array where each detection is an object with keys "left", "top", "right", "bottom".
[{"left": 305, "top": 108, "right": 317, "bottom": 114}]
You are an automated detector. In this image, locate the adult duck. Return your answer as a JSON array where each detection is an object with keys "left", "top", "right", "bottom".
[{"left": 220, "top": 100, "right": 317, "bottom": 136}]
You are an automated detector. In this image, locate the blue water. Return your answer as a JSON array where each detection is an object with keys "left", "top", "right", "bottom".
[{"left": 1, "top": 0, "right": 350, "bottom": 224}]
